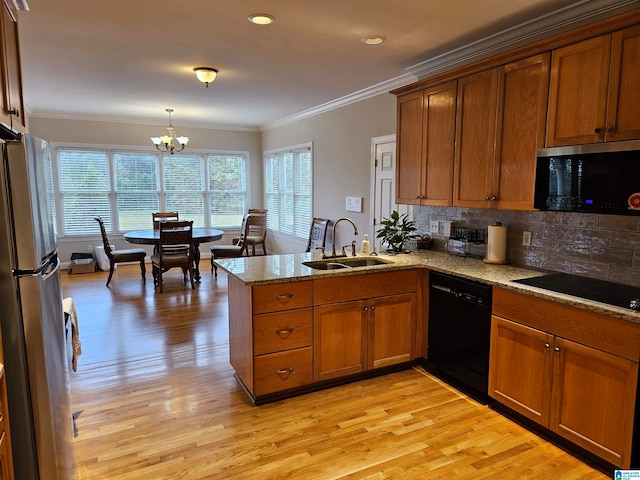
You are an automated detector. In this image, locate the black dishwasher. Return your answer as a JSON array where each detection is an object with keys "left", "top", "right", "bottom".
[{"left": 427, "top": 271, "right": 492, "bottom": 400}]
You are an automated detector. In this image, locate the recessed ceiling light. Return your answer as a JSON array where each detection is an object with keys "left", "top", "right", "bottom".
[
  {"left": 248, "top": 13, "right": 275, "bottom": 25},
  {"left": 362, "top": 35, "right": 386, "bottom": 45}
]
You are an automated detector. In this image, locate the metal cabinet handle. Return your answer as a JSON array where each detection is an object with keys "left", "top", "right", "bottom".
[
  {"left": 544, "top": 343, "right": 550, "bottom": 350},
  {"left": 364, "top": 306, "right": 368, "bottom": 312},
  {"left": 276, "top": 367, "right": 293, "bottom": 377},
  {"left": 606, "top": 125, "right": 615, "bottom": 133},
  {"left": 491, "top": 195, "right": 497, "bottom": 201},
  {"left": 594, "top": 127, "right": 602, "bottom": 134},
  {"left": 275, "top": 327, "right": 294, "bottom": 336},
  {"left": 276, "top": 293, "right": 294, "bottom": 300},
  {"left": 371, "top": 305, "right": 375, "bottom": 310},
  {"left": 9, "top": 108, "right": 19, "bottom": 117},
  {"left": 554, "top": 347, "right": 560, "bottom": 354},
  {"left": 484, "top": 195, "right": 490, "bottom": 201}
]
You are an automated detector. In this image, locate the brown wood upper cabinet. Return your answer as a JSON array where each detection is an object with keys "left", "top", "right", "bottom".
[
  {"left": 546, "top": 25, "right": 640, "bottom": 146},
  {"left": 396, "top": 81, "right": 457, "bottom": 206},
  {"left": 0, "top": 0, "right": 25, "bottom": 134},
  {"left": 453, "top": 54, "right": 549, "bottom": 209}
]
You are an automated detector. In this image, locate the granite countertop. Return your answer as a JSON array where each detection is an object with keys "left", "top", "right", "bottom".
[{"left": 214, "top": 250, "right": 640, "bottom": 324}]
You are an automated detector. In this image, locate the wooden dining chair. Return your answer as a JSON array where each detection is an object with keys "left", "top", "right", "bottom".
[
  {"left": 152, "top": 211, "right": 179, "bottom": 229},
  {"left": 306, "top": 218, "right": 331, "bottom": 253},
  {"left": 245, "top": 209, "right": 267, "bottom": 255},
  {"left": 94, "top": 217, "right": 147, "bottom": 287},
  {"left": 150, "top": 220, "right": 195, "bottom": 293},
  {"left": 210, "top": 213, "right": 251, "bottom": 278}
]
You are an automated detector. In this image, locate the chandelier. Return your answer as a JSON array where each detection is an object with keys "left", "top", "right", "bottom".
[{"left": 150, "top": 109, "right": 189, "bottom": 154}]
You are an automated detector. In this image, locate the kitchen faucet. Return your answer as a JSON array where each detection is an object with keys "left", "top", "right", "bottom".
[{"left": 329, "top": 217, "right": 359, "bottom": 258}]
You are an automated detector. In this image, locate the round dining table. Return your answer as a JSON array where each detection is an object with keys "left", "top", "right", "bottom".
[{"left": 124, "top": 227, "right": 223, "bottom": 282}]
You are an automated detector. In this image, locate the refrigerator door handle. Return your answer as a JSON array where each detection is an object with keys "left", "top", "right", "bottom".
[{"left": 13, "top": 253, "right": 60, "bottom": 279}]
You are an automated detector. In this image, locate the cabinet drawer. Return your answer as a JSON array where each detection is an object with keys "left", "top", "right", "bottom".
[
  {"left": 493, "top": 287, "right": 640, "bottom": 361},
  {"left": 253, "top": 281, "right": 313, "bottom": 314},
  {"left": 254, "top": 347, "right": 313, "bottom": 396},
  {"left": 254, "top": 308, "right": 313, "bottom": 355}
]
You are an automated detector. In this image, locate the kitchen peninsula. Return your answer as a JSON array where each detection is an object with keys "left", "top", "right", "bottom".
[{"left": 216, "top": 251, "right": 640, "bottom": 469}]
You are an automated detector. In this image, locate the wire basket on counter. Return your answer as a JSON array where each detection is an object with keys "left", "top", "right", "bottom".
[{"left": 446, "top": 227, "right": 487, "bottom": 258}]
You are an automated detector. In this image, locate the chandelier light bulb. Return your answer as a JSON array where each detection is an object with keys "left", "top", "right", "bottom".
[{"left": 150, "top": 109, "right": 189, "bottom": 154}]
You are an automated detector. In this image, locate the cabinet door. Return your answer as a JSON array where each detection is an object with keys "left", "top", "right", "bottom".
[
  {"left": 493, "top": 54, "right": 549, "bottom": 211},
  {"left": 395, "top": 92, "right": 424, "bottom": 205},
  {"left": 550, "top": 337, "right": 638, "bottom": 468},
  {"left": 314, "top": 300, "right": 367, "bottom": 381},
  {"left": 368, "top": 293, "right": 416, "bottom": 369},
  {"left": 0, "top": 1, "right": 25, "bottom": 132},
  {"left": 606, "top": 24, "right": 640, "bottom": 142},
  {"left": 453, "top": 68, "right": 499, "bottom": 208},
  {"left": 488, "top": 316, "right": 553, "bottom": 426},
  {"left": 422, "top": 80, "right": 457, "bottom": 207},
  {"left": 546, "top": 35, "right": 611, "bottom": 146}
]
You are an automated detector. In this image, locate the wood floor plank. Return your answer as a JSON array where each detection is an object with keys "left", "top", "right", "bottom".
[{"left": 62, "top": 263, "right": 610, "bottom": 479}]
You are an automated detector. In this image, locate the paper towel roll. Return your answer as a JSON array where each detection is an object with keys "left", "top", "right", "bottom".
[{"left": 484, "top": 223, "right": 508, "bottom": 264}]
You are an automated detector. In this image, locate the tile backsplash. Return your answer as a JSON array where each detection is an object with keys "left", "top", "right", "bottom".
[{"left": 413, "top": 206, "right": 640, "bottom": 287}]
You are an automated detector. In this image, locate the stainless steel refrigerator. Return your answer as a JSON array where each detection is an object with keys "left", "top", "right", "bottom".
[{"left": 0, "top": 134, "right": 76, "bottom": 479}]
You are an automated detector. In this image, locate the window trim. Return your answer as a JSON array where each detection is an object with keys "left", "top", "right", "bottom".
[
  {"left": 263, "top": 142, "right": 313, "bottom": 242},
  {"left": 51, "top": 142, "right": 251, "bottom": 237}
]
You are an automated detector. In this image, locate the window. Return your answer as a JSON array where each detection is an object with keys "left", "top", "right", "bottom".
[
  {"left": 54, "top": 146, "right": 248, "bottom": 236},
  {"left": 264, "top": 144, "right": 312, "bottom": 241}
]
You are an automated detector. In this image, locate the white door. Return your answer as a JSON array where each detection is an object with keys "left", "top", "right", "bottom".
[{"left": 370, "top": 135, "right": 412, "bottom": 253}]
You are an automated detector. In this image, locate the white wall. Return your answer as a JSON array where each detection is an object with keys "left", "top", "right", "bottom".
[
  {"left": 262, "top": 93, "right": 396, "bottom": 253},
  {"left": 28, "top": 92, "right": 397, "bottom": 261}
]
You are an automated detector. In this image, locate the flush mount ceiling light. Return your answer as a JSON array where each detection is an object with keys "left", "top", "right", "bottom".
[
  {"left": 193, "top": 67, "right": 218, "bottom": 88},
  {"left": 150, "top": 109, "right": 189, "bottom": 155},
  {"left": 248, "top": 13, "right": 275, "bottom": 25},
  {"left": 362, "top": 35, "right": 386, "bottom": 45}
]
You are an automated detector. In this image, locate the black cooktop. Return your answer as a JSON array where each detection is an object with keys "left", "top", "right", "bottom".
[{"left": 512, "top": 273, "right": 640, "bottom": 311}]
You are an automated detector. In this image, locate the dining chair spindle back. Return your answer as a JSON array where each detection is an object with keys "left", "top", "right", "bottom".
[{"left": 150, "top": 220, "right": 195, "bottom": 293}]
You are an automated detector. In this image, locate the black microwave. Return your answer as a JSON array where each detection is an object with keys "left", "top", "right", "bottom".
[{"left": 534, "top": 140, "right": 640, "bottom": 216}]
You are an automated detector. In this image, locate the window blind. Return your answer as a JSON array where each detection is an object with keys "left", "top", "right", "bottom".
[
  {"left": 264, "top": 145, "right": 312, "bottom": 241},
  {"left": 54, "top": 146, "right": 248, "bottom": 236}
]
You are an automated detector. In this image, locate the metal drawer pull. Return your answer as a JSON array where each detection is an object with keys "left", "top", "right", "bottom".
[
  {"left": 276, "top": 293, "right": 294, "bottom": 300},
  {"left": 544, "top": 343, "right": 550, "bottom": 350},
  {"left": 276, "top": 327, "right": 294, "bottom": 336},
  {"left": 554, "top": 347, "right": 560, "bottom": 354},
  {"left": 276, "top": 367, "right": 294, "bottom": 377}
]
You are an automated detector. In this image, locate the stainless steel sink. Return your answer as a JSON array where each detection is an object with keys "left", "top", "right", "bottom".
[{"left": 302, "top": 257, "right": 393, "bottom": 270}]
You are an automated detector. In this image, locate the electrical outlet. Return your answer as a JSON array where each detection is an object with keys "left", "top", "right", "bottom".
[
  {"left": 442, "top": 221, "right": 452, "bottom": 238},
  {"left": 429, "top": 220, "right": 439, "bottom": 234},
  {"left": 522, "top": 231, "right": 532, "bottom": 247}
]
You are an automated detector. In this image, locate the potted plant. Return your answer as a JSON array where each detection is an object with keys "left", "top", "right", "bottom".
[{"left": 376, "top": 211, "right": 416, "bottom": 253}]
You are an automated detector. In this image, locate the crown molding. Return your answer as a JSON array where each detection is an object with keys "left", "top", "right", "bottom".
[
  {"left": 27, "top": 111, "right": 260, "bottom": 133},
  {"left": 407, "top": 0, "right": 640, "bottom": 79},
  {"left": 260, "top": 73, "right": 417, "bottom": 131}
]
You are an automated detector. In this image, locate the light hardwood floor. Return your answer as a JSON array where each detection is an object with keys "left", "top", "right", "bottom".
[{"left": 62, "top": 263, "right": 610, "bottom": 479}]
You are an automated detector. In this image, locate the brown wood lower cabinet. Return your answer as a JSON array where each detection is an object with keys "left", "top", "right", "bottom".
[
  {"left": 314, "top": 271, "right": 418, "bottom": 382},
  {"left": 228, "top": 270, "right": 420, "bottom": 403},
  {"left": 314, "top": 292, "right": 416, "bottom": 382},
  {"left": 490, "top": 288, "right": 640, "bottom": 468}
]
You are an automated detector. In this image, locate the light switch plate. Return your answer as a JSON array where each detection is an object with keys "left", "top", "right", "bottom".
[
  {"left": 429, "top": 220, "right": 439, "bottom": 234},
  {"left": 345, "top": 196, "right": 362, "bottom": 212}
]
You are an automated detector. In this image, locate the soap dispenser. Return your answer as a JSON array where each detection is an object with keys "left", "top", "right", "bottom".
[{"left": 361, "top": 234, "right": 371, "bottom": 255}]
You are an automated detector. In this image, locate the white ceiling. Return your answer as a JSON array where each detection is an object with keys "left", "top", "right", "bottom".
[{"left": 15, "top": 0, "right": 635, "bottom": 131}]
